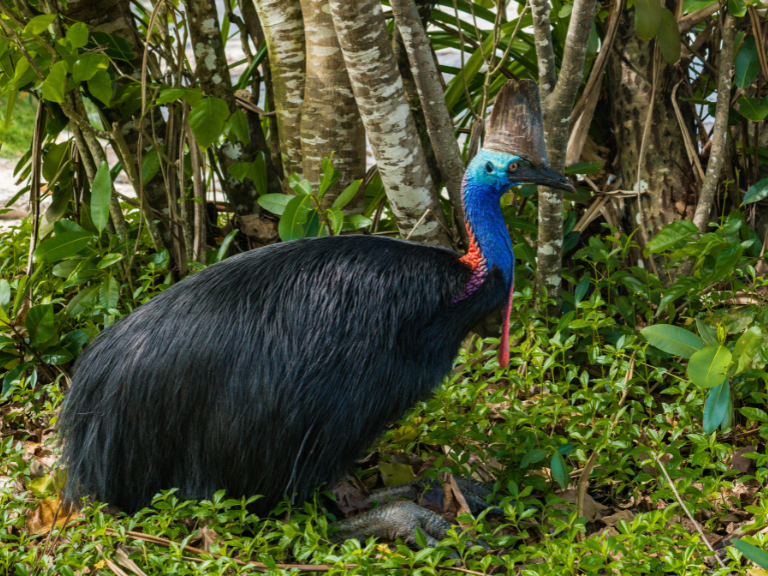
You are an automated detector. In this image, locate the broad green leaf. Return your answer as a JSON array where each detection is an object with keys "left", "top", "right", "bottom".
[
  {"left": 25, "top": 304, "right": 55, "bottom": 344},
  {"left": 97, "top": 253, "right": 124, "bottom": 269},
  {"left": 379, "top": 462, "right": 417, "bottom": 487},
  {"left": 318, "top": 160, "right": 340, "bottom": 201},
  {"left": 657, "top": 8, "right": 681, "bottom": 65},
  {"left": 0, "top": 91, "right": 16, "bottom": 153},
  {"left": 43, "top": 142, "right": 71, "bottom": 183},
  {"left": 575, "top": 276, "right": 590, "bottom": 304},
  {"left": 682, "top": 0, "right": 716, "bottom": 12},
  {"left": 12, "top": 277, "right": 28, "bottom": 319},
  {"left": 0, "top": 279, "right": 10, "bottom": 313},
  {"left": 740, "top": 407, "right": 768, "bottom": 423},
  {"left": 732, "top": 539, "right": 768, "bottom": 569},
  {"left": 278, "top": 195, "right": 313, "bottom": 241},
  {"left": 688, "top": 345, "right": 731, "bottom": 388},
  {"left": 646, "top": 220, "right": 699, "bottom": 253},
  {"left": 156, "top": 87, "right": 204, "bottom": 106},
  {"left": 42, "top": 61, "right": 68, "bottom": 103},
  {"left": 40, "top": 348, "right": 73, "bottom": 365},
  {"left": 65, "top": 22, "right": 89, "bottom": 49},
  {"left": 66, "top": 284, "right": 100, "bottom": 317},
  {"left": 188, "top": 97, "right": 230, "bottom": 151},
  {"left": 87, "top": 70, "right": 112, "bottom": 106},
  {"left": 550, "top": 452, "right": 570, "bottom": 490},
  {"left": 34, "top": 231, "right": 92, "bottom": 263},
  {"left": 290, "top": 177, "right": 312, "bottom": 196},
  {"left": 564, "top": 162, "right": 602, "bottom": 175},
  {"left": 635, "top": 0, "right": 662, "bottom": 40},
  {"left": 72, "top": 53, "right": 110, "bottom": 83},
  {"left": 735, "top": 37, "right": 759, "bottom": 89},
  {"left": 742, "top": 178, "right": 768, "bottom": 205},
  {"left": 99, "top": 274, "right": 119, "bottom": 309},
  {"left": 696, "top": 318, "right": 718, "bottom": 347},
  {"left": 251, "top": 152, "right": 267, "bottom": 195},
  {"left": 327, "top": 208, "right": 344, "bottom": 236},
  {"left": 23, "top": 15, "right": 56, "bottom": 38},
  {"left": 703, "top": 381, "right": 730, "bottom": 433},
  {"left": 227, "top": 161, "right": 250, "bottom": 182},
  {"left": 141, "top": 148, "right": 161, "bottom": 185},
  {"left": 520, "top": 449, "right": 548, "bottom": 467},
  {"left": 216, "top": 229, "right": 239, "bottom": 263},
  {"left": 728, "top": 0, "right": 747, "bottom": 17},
  {"left": 91, "top": 161, "right": 112, "bottom": 233},
  {"left": 227, "top": 109, "right": 249, "bottom": 144},
  {"left": 332, "top": 180, "right": 362, "bottom": 210},
  {"left": 732, "top": 326, "right": 762, "bottom": 375},
  {"left": 257, "top": 193, "right": 292, "bottom": 215},
  {"left": 641, "top": 325, "right": 705, "bottom": 358},
  {"left": 738, "top": 96, "right": 768, "bottom": 122},
  {"left": 341, "top": 214, "right": 372, "bottom": 232}
]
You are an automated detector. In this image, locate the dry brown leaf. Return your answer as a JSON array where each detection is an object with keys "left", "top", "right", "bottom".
[
  {"left": 443, "top": 473, "right": 472, "bottom": 523},
  {"left": 25, "top": 497, "right": 78, "bottom": 535},
  {"left": 329, "top": 478, "right": 370, "bottom": 516},
  {"left": 114, "top": 547, "right": 148, "bottom": 576},
  {"left": 199, "top": 527, "right": 217, "bottom": 553},
  {"left": 600, "top": 509, "right": 635, "bottom": 527},
  {"left": 747, "top": 569, "right": 768, "bottom": 576},
  {"left": 552, "top": 489, "right": 608, "bottom": 522},
  {"left": 730, "top": 446, "right": 758, "bottom": 475}
]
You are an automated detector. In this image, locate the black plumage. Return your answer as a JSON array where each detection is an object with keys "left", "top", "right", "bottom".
[{"left": 60, "top": 236, "right": 506, "bottom": 514}]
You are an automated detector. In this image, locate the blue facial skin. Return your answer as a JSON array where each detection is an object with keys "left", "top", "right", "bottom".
[{"left": 461, "top": 148, "right": 521, "bottom": 289}]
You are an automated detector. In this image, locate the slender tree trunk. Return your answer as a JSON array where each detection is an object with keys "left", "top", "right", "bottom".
[
  {"left": 608, "top": 13, "right": 695, "bottom": 282},
  {"left": 328, "top": 0, "right": 451, "bottom": 247},
  {"left": 251, "top": 0, "right": 306, "bottom": 180},
  {"left": 299, "top": 0, "right": 366, "bottom": 210}
]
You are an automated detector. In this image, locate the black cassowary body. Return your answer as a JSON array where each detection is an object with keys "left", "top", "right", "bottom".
[
  {"left": 59, "top": 80, "right": 574, "bottom": 515},
  {"left": 61, "top": 236, "right": 506, "bottom": 513}
]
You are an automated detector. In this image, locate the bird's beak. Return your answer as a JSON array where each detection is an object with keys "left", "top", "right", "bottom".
[{"left": 510, "top": 165, "right": 576, "bottom": 192}]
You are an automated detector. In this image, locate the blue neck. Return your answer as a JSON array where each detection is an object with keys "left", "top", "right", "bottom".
[{"left": 462, "top": 151, "right": 515, "bottom": 288}]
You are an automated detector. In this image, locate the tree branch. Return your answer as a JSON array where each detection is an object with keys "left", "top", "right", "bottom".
[{"left": 529, "top": 0, "right": 556, "bottom": 99}]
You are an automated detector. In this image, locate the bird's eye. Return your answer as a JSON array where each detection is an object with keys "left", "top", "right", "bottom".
[
  {"left": 508, "top": 161, "right": 519, "bottom": 171},
  {"left": 485, "top": 162, "right": 494, "bottom": 173}
]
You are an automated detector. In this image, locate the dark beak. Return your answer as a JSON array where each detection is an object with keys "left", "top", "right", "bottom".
[{"left": 511, "top": 165, "right": 576, "bottom": 192}]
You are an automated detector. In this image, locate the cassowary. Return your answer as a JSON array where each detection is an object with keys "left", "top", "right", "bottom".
[{"left": 59, "top": 79, "right": 574, "bottom": 517}]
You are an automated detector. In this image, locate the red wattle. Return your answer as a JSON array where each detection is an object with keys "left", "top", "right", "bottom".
[{"left": 498, "top": 276, "right": 514, "bottom": 368}]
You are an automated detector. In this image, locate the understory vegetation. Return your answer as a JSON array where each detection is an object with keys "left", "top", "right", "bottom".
[{"left": 2, "top": 199, "right": 768, "bottom": 575}]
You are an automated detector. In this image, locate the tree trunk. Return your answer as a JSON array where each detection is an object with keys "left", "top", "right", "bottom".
[
  {"left": 251, "top": 0, "right": 306, "bottom": 180},
  {"left": 328, "top": 0, "right": 451, "bottom": 247},
  {"left": 298, "top": 0, "right": 366, "bottom": 210},
  {"left": 608, "top": 13, "right": 694, "bottom": 282}
]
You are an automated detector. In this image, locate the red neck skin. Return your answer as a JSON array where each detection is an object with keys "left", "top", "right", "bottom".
[{"left": 455, "top": 223, "right": 514, "bottom": 368}]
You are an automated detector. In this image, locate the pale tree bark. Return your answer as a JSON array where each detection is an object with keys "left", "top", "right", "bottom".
[
  {"left": 251, "top": 0, "right": 305, "bottom": 180},
  {"left": 529, "top": 0, "right": 556, "bottom": 99},
  {"left": 533, "top": 0, "right": 598, "bottom": 303},
  {"left": 299, "top": 0, "right": 366, "bottom": 210},
  {"left": 390, "top": 0, "right": 468, "bottom": 246},
  {"left": 328, "top": 0, "right": 451, "bottom": 247},
  {"left": 608, "top": 13, "right": 695, "bottom": 282},
  {"left": 692, "top": 13, "right": 735, "bottom": 232}
]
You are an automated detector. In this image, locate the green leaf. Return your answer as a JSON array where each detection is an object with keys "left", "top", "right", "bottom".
[
  {"left": 43, "top": 142, "right": 71, "bottom": 183},
  {"left": 188, "top": 97, "right": 230, "bottom": 151},
  {"left": 34, "top": 231, "right": 92, "bottom": 263},
  {"left": 40, "top": 348, "right": 73, "bottom": 365},
  {"left": 735, "top": 37, "right": 759, "bottom": 89},
  {"left": 87, "top": 70, "right": 112, "bottom": 106},
  {"left": 228, "top": 161, "right": 250, "bottom": 182},
  {"left": 327, "top": 208, "right": 343, "bottom": 236},
  {"left": 318, "top": 158, "right": 340, "bottom": 201},
  {"left": 91, "top": 161, "right": 112, "bottom": 233},
  {"left": 290, "top": 177, "right": 312, "bottom": 196},
  {"left": 575, "top": 276, "right": 590, "bottom": 304},
  {"left": 550, "top": 452, "right": 570, "bottom": 489},
  {"left": 0, "top": 279, "right": 10, "bottom": 314},
  {"left": 278, "top": 195, "right": 313, "bottom": 241},
  {"left": 641, "top": 325, "right": 705, "bottom": 358},
  {"left": 728, "top": 0, "right": 747, "bottom": 17},
  {"left": 251, "top": 152, "right": 267, "bottom": 195},
  {"left": 257, "top": 193, "right": 292, "bottom": 215},
  {"left": 688, "top": 345, "right": 731, "bottom": 388},
  {"left": 634, "top": 0, "right": 662, "bottom": 40},
  {"left": 42, "top": 61, "right": 68, "bottom": 104},
  {"left": 66, "top": 284, "right": 100, "bottom": 317},
  {"left": 732, "top": 539, "right": 768, "bottom": 568},
  {"left": 156, "top": 87, "right": 204, "bottom": 106},
  {"left": 740, "top": 407, "right": 768, "bottom": 424},
  {"left": 216, "top": 229, "right": 239, "bottom": 263},
  {"left": 703, "top": 381, "right": 730, "bottom": 433},
  {"left": 564, "top": 162, "right": 602, "bottom": 175},
  {"left": 332, "top": 180, "right": 362, "bottom": 210},
  {"left": 341, "top": 214, "right": 372, "bottom": 232},
  {"left": 141, "top": 148, "right": 161, "bottom": 186},
  {"left": 227, "top": 109, "right": 249, "bottom": 144},
  {"left": 72, "top": 53, "right": 110, "bottom": 83},
  {"left": 657, "top": 8, "right": 681, "bottom": 65},
  {"left": 732, "top": 326, "right": 762, "bottom": 375},
  {"left": 65, "top": 22, "right": 89, "bottom": 49},
  {"left": 99, "top": 274, "right": 119, "bottom": 308},
  {"left": 97, "top": 253, "right": 124, "bottom": 269},
  {"left": 0, "top": 91, "right": 16, "bottom": 154},
  {"left": 520, "top": 449, "right": 548, "bottom": 467},
  {"left": 742, "top": 178, "right": 768, "bottom": 205},
  {"left": 646, "top": 220, "right": 699, "bottom": 253},
  {"left": 23, "top": 15, "right": 56, "bottom": 38},
  {"left": 696, "top": 318, "right": 718, "bottom": 347},
  {"left": 25, "top": 304, "right": 55, "bottom": 344},
  {"left": 738, "top": 96, "right": 768, "bottom": 122}
]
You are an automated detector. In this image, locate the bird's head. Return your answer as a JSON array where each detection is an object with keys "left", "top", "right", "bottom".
[{"left": 468, "top": 148, "right": 575, "bottom": 197}]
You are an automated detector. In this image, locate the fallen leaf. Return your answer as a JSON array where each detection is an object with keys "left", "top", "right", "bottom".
[
  {"left": 601, "top": 509, "right": 635, "bottom": 527},
  {"left": 25, "top": 496, "right": 78, "bottom": 535},
  {"left": 730, "top": 446, "right": 758, "bottom": 475},
  {"left": 552, "top": 489, "right": 609, "bottom": 522},
  {"left": 379, "top": 462, "right": 417, "bottom": 487}
]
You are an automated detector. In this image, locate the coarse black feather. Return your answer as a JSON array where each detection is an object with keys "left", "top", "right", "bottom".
[{"left": 59, "top": 235, "right": 507, "bottom": 514}]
